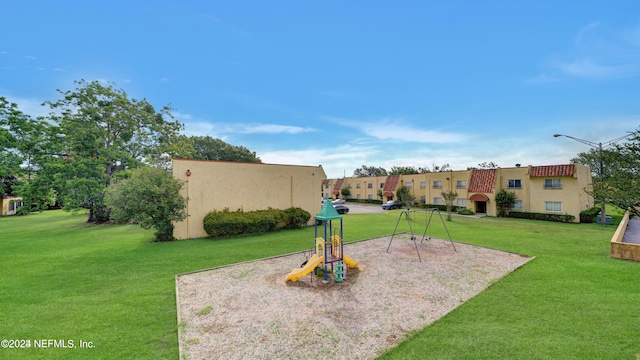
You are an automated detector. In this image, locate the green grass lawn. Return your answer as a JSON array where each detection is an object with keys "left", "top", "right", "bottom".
[{"left": 1, "top": 209, "right": 638, "bottom": 359}]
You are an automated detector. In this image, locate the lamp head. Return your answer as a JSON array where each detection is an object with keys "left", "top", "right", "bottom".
[{"left": 553, "top": 134, "right": 561, "bottom": 138}]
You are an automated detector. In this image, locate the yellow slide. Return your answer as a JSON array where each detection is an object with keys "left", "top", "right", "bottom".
[
  {"left": 343, "top": 254, "right": 359, "bottom": 268},
  {"left": 286, "top": 254, "right": 324, "bottom": 282}
]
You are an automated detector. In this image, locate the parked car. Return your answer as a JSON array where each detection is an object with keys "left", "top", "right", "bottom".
[
  {"left": 334, "top": 205, "right": 349, "bottom": 214},
  {"left": 382, "top": 200, "right": 402, "bottom": 210},
  {"left": 332, "top": 199, "right": 346, "bottom": 205}
]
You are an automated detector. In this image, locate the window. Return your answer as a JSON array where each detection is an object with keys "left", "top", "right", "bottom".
[
  {"left": 433, "top": 197, "right": 444, "bottom": 205},
  {"left": 380, "top": 182, "right": 385, "bottom": 188},
  {"left": 511, "top": 200, "right": 523, "bottom": 210},
  {"left": 356, "top": 183, "right": 361, "bottom": 189},
  {"left": 508, "top": 179, "right": 522, "bottom": 188},
  {"left": 456, "top": 198, "right": 467, "bottom": 207},
  {"left": 404, "top": 182, "right": 412, "bottom": 189},
  {"left": 324, "top": 184, "right": 329, "bottom": 188},
  {"left": 356, "top": 194, "right": 361, "bottom": 199},
  {"left": 367, "top": 183, "right": 373, "bottom": 189},
  {"left": 420, "top": 181, "right": 426, "bottom": 189},
  {"left": 545, "top": 201, "right": 562, "bottom": 212},
  {"left": 544, "top": 178, "right": 562, "bottom": 189},
  {"left": 433, "top": 181, "right": 442, "bottom": 189},
  {"left": 420, "top": 195, "right": 426, "bottom": 203},
  {"left": 456, "top": 180, "right": 467, "bottom": 189},
  {"left": 367, "top": 194, "right": 373, "bottom": 200},
  {"left": 348, "top": 183, "right": 352, "bottom": 189}
]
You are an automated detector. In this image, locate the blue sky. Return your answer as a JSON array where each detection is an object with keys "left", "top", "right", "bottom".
[{"left": 2, "top": 1, "right": 640, "bottom": 178}]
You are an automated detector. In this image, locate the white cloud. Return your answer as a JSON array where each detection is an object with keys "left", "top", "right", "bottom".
[
  {"left": 532, "top": 21, "right": 640, "bottom": 82},
  {"left": 178, "top": 111, "right": 316, "bottom": 138},
  {"left": 557, "top": 58, "right": 638, "bottom": 79},
  {"left": 330, "top": 116, "right": 469, "bottom": 144}
]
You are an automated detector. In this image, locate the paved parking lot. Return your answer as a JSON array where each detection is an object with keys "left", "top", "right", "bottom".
[{"left": 342, "top": 202, "right": 387, "bottom": 214}]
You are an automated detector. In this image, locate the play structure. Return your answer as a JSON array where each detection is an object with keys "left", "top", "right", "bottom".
[
  {"left": 386, "top": 208, "right": 457, "bottom": 262},
  {"left": 286, "top": 201, "right": 359, "bottom": 283}
]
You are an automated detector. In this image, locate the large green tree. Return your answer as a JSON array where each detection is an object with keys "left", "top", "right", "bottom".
[
  {"left": 45, "top": 80, "right": 184, "bottom": 223},
  {"left": 353, "top": 165, "right": 387, "bottom": 177},
  {"left": 0, "top": 97, "right": 53, "bottom": 205},
  {"left": 189, "top": 136, "right": 261, "bottom": 162},
  {"left": 105, "top": 167, "right": 187, "bottom": 241},
  {"left": 581, "top": 131, "right": 640, "bottom": 217},
  {"left": 389, "top": 166, "right": 419, "bottom": 175}
]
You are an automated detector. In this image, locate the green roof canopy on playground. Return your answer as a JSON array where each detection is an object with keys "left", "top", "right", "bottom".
[{"left": 315, "top": 201, "right": 343, "bottom": 221}]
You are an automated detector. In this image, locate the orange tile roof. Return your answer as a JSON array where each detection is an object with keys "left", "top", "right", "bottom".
[
  {"left": 333, "top": 178, "right": 344, "bottom": 191},
  {"left": 383, "top": 175, "right": 400, "bottom": 192},
  {"left": 468, "top": 169, "right": 497, "bottom": 193},
  {"left": 530, "top": 164, "right": 574, "bottom": 177}
]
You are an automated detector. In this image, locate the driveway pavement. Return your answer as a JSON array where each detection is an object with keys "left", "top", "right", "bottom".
[{"left": 341, "top": 203, "right": 386, "bottom": 214}]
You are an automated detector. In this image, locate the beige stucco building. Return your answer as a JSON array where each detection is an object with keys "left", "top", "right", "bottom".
[
  {"left": 172, "top": 159, "right": 326, "bottom": 239},
  {"left": 0, "top": 196, "right": 23, "bottom": 216},
  {"left": 324, "top": 163, "right": 593, "bottom": 221}
]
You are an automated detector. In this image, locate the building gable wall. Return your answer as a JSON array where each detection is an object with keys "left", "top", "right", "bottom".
[{"left": 172, "top": 159, "right": 326, "bottom": 239}]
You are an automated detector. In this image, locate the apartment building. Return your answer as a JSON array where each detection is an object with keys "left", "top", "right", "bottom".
[{"left": 324, "top": 163, "right": 593, "bottom": 221}]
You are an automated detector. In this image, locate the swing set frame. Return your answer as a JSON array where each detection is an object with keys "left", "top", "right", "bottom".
[{"left": 386, "top": 208, "right": 457, "bottom": 262}]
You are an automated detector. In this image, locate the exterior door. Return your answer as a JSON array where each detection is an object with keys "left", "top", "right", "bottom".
[{"left": 476, "top": 201, "right": 487, "bottom": 214}]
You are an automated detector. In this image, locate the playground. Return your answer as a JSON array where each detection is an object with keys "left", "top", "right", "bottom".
[{"left": 176, "top": 232, "right": 532, "bottom": 359}]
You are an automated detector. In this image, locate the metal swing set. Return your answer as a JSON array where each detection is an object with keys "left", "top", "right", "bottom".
[{"left": 386, "top": 208, "right": 457, "bottom": 262}]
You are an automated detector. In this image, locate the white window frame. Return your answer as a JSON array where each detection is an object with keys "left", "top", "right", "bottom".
[
  {"left": 511, "top": 200, "right": 523, "bottom": 210},
  {"left": 433, "top": 181, "right": 442, "bottom": 189},
  {"left": 508, "top": 179, "right": 522, "bottom": 189},
  {"left": 545, "top": 201, "right": 562, "bottom": 212},
  {"left": 456, "top": 180, "right": 467, "bottom": 189},
  {"left": 420, "top": 181, "right": 426, "bottom": 189},
  {"left": 456, "top": 198, "right": 467, "bottom": 207},
  {"left": 544, "top": 178, "right": 562, "bottom": 189},
  {"left": 433, "top": 197, "right": 444, "bottom": 205}
]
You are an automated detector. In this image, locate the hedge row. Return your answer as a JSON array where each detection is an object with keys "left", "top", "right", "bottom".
[
  {"left": 507, "top": 211, "right": 575, "bottom": 223},
  {"left": 203, "top": 207, "right": 311, "bottom": 238}
]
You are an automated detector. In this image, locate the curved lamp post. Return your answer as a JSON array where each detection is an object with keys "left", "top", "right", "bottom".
[{"left": 553, "top": 133, "right": 631, "bottom": 225}]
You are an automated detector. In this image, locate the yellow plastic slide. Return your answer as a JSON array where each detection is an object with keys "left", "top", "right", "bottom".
[
  {"left": 286, "top": 254, "right": 324, "bottom": 282},
  {"left": 343, "top": 254, "right": 359, "bottom": 268}
]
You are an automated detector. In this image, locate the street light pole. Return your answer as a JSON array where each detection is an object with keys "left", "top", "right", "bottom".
[{"left": 553, "top": 133, "right": 630, "bottom": 226}]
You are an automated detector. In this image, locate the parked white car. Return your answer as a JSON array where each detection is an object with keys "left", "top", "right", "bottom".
[{"left": 332, "top": 199, "right": 346, "bottom": 205}]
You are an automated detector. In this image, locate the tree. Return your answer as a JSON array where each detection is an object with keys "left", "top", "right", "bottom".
[
  {"left": 45, "top": 80, "right": 184, "bottom": 223},
  {"left": 495, "top": 189, "right": 517, "bottom": 217},
  {"left": 395, "top": 186, "right": 414, "bottom": 209},
  {"left": 0, "top": 97, "right": 54, "bottom": 208},
  {"left": 572, "top": 147, "right": 623, "bottom": 219},
  {"left": 340, "top": 187, "right": 351, "bottom": 199},
  {"left": 389, "top": 166, "right": 419, "bottom": 175},
  {"left": 589, "top": 131, "right": 640, "bottom": 217},
  {"left": 353, "top": 165, "right": 387, "bottom": 177},
  {"left": 441, "top": 190, "right": 458, "bottom": 221},
  {"left": 105, "top": 167, "right": 187, "bottom": 241},
  {"left": 418, "top": 162, "right": 451, "bottom": 173},
  {"left": 468, "top": 161, "right": 499, "bottom": 170},
  {"left": 189, "top": 136, "right": 261, "bottom": 162}
]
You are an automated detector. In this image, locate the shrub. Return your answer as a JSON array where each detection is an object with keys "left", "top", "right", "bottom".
[
  {"left": 579, "top": 207, "right": 600, "bottom": 223},
  {"left": 457, "top": 208, "right": 475, "bottom": 215},
  {"left": 203, "top": 207, "right": 311, "bottom": 237},
  {"left": 507, "top": 211, "right": 575, "bottom": 223},
  {"left": 282, "top": 207, "right": 311, "bottom": 229}
]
